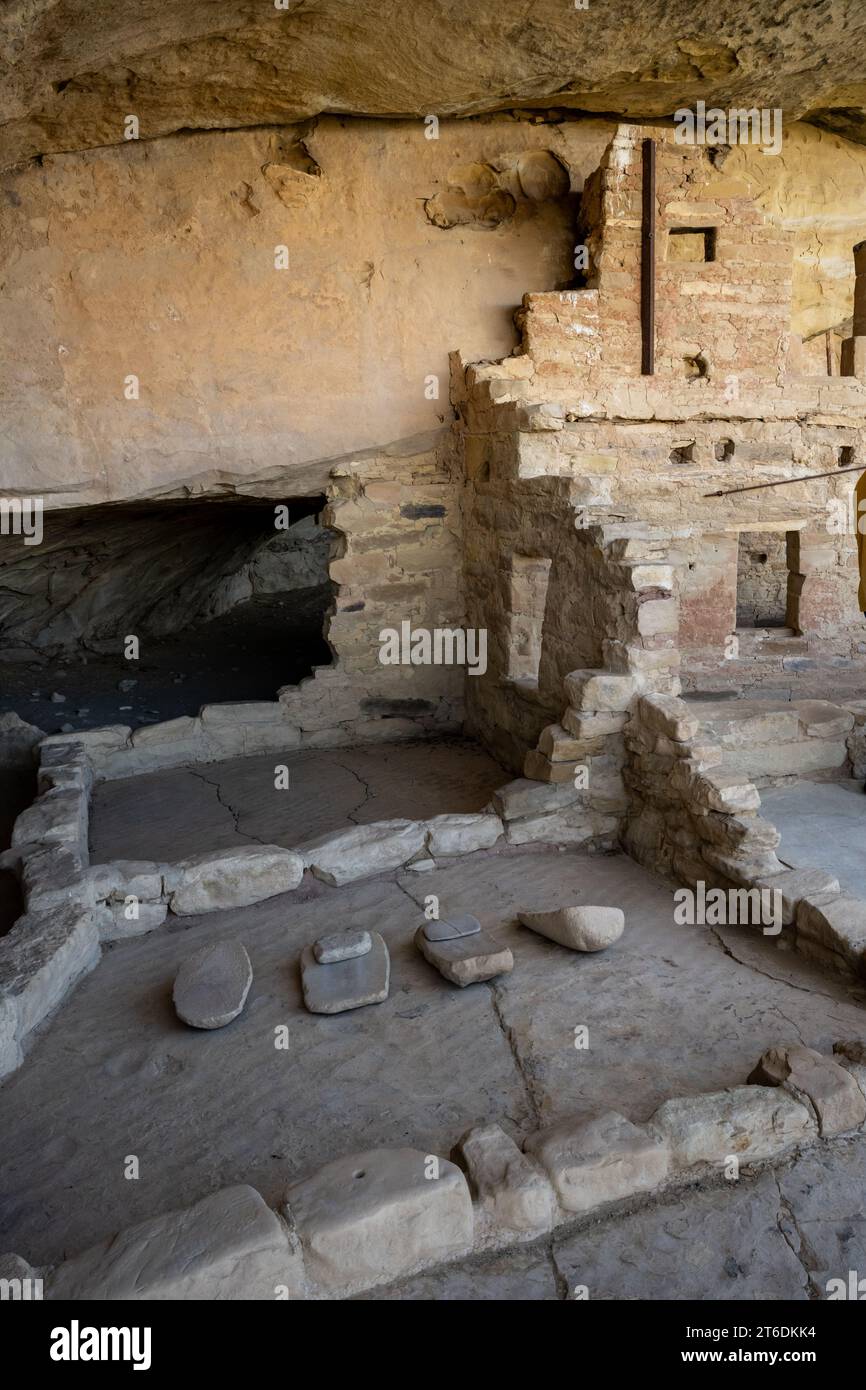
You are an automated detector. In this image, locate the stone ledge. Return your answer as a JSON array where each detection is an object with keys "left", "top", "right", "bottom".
[
  {"left": 0, "top": 906, "right": 99, "bottom": 1077},
  {"left": 47, "top": 1185, "right": 301, "bottom": 1301},
  {"left": 19, "top": 1039, "right": 866, "bottom": 1300}
]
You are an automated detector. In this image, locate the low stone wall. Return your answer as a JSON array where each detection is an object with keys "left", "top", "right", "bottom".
[
  {"left": 6, "top": 1039, "right": 865, "bottom": 1300},
  {"left": 625, "top": 689, "right": 866, "bottom": 980},
  {"left": 698, "top": 697, "right": 856, "bottom": 786},
  {"left": 0, "top": 732, "right": 518, "bottom": 1081}
]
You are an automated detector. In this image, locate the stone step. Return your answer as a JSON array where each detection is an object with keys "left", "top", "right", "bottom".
[{"left": 692, "top": 698, "right": 854, "bottom": 782}]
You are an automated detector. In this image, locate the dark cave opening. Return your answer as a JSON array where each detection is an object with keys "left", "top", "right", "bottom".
[{"left": 0, "top": 494, "right": 335, "bottom": 738}]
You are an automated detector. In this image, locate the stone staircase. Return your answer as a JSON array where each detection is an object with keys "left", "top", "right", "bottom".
[{"left": 685, "top": 697, "right": 856, "bottom": 786}]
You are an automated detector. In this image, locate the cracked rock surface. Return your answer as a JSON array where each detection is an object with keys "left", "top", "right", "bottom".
[{"left": 89, "top": 738, "right": 507, "bottom": 862}]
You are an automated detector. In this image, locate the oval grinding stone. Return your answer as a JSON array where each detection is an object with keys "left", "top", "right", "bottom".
[
  {"left": 423, "top": 914, "right": 482, "bottom": 943},
  {"left": 173, "top": 940, "right": 253, "bottom": 1029}
]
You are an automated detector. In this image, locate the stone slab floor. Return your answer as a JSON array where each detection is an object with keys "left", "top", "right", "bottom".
[
  {"left": 3, "top": 842, "right": 866, "bottom": 1298},
  {"left": 762, "top": 780, "right": 866, "bottom": 901},
  {"left": 89, "top": 737, "right": 507, "bottom": 862}
]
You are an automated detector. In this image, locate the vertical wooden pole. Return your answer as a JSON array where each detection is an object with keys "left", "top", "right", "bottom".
[{"left": 641, "top": 137, "right": 656, "bottom": 376}]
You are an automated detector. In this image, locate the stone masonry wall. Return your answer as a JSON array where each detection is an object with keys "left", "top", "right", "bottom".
[{"left": 54, "top": 433, "right": 467, "bottom": 780}]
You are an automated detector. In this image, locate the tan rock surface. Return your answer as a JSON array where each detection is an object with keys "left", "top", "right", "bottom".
[{"left": 3, "top": 3, "right": 866, "bottom": 170}]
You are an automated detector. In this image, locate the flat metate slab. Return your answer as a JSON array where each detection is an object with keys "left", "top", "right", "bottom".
[
  {"left": 415, "top": 925, "right": 513, "bottom": 988},
  {"left": 301, "top": 931, "right": 390, "bottom": 1014}
]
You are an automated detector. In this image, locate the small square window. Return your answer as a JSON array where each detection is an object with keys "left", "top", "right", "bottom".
[
  {"left": 667, "top": 227, "right": 717, "bottom": 263},
  {"left": 670, "top": 442, "right": 695, "bottom": 466}
]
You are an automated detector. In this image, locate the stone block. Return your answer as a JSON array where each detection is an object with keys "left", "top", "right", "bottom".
[
  {"left": 695, "top": 812, "right": 779, "bottom": 853},
  {"left": 562, "top": 708, "right": 627, "bottom": 739},
  {"left": 301, "top": 933, "right": 390, "bottom": 1014},
  {"left": 752, "top": 868, "right": 840, "bottom": 926},
  {"left": 414, "top": 925, "right": 513, "bottom": 987},
  {"left": 564, "top": 670, "right": 636, "bottom": 713},
  {"left": 0, "top": 906, "right": 99, "bottom": 1040},
  {"left": 11, "top": 788, "right": 86, "bottom": 850},
  {"left": 301, "top": 820, "right": 426, "bottom": 885},
  {"left": 48, "top": 1186, "right": 300, "bottom": 1300},
  {"left": 637, "top": 694, "right": 699, "bottom": 742},
  {"left": 715, "top": 740, "right": 848, "bottom": 780},
  {"left": 504, "top": 808, "right": 595, "bottom": 847},
  {"left": 94, "top": 901, "right": 168, "bottom": 941},
  {"left": 700, "top": 848, "right": 786, "bottom": 888},
  {"left": 454, "top": 1123, "right": 555, "bottom": 1234},
  {"left": 492, "top": 779, "right": 581, "bottom": 821},
  {"left": 636, "top": 598, "right": 678, "bottom": 637},
  {"left": 796, "top": 893, "right": 866, "bottom": 971},
  {"left": 423, "top": 915, "right": 480, "bottom": 942},
  {"left": 525, "top": 1111, "right": 670, "bottom": 1214},
  {"left": 523, "top": 750, "right": 581, "bottom": 783},
  {"left": 285, "top": 1147, "right": 473, "bottom": 1293},
  {"left": 22, "top": 843, "right": 91, "bottom": 914},
  {"left": 39, "top": 739, "right": 88, "bottom": 769},
  {"left": 170, "top": 846, "right": 304, "bottom": 915},
  {"left": 41, "top": 726, "right": 130, "bottom": 754},
  {"left": 424, "top": 813, "right": 502, "bottom": 857},
  {"left": 748, "top": 1045, "right": 866, "bottom": 1137},
  {"left": 649, "top": 1086, "right": 815, "bottom": 1169},
  {"left": 793, "top": 701, "right": 855, "bottom": 740},
  {"left": 702, "top": 704, "right": 800, "bottom": 746},
  {"left": 88, "top": 860, "right": 166, "bottom": 903},
  {"left": 692, "top": 771, "right": 761, "bottom": 814}
]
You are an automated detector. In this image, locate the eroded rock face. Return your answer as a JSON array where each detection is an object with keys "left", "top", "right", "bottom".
[{"left": 3, "top": 1, "right": 866, "bottom": 169}]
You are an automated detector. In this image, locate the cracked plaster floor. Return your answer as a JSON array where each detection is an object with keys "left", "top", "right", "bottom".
[
  {"left": 88, "top": 736, "right": 507, "bottom": 862},
  {"left": 3, "top": 834, "right": 866, "bottom": 1297}
]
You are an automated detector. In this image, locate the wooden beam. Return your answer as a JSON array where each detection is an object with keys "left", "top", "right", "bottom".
[{"left": 641, "top": 137, "right": 656, "bottom": 376}]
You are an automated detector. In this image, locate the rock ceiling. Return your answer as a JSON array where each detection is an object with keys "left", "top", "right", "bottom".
[{"left": 2, "top": 0, "right": 866, "bottom": 169}]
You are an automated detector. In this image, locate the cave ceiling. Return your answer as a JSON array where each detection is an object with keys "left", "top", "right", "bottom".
[{"left": 2, "top": 0, "right": 865, "bottom": 169}]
